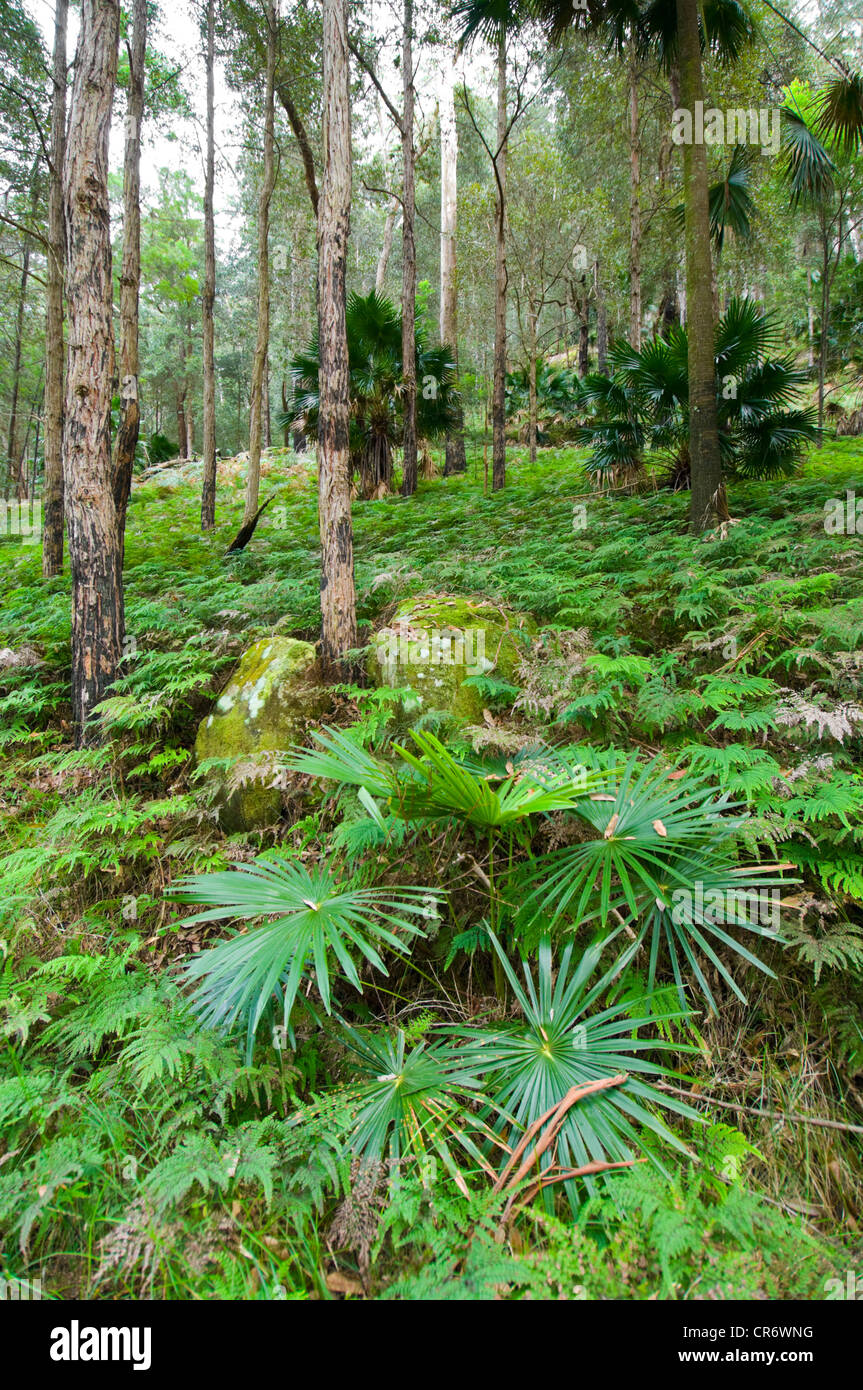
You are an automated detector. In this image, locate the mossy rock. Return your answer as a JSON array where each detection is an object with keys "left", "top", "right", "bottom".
[
  {"left": 369, "top": 594, "right": 534, "bottom": 725},
  {"left": 195, "top": 636, "right": 330, "bottom": 831}
]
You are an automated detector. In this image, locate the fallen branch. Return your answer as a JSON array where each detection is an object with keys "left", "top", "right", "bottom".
[{"left": 657, "top": 1081, "right": 863, "bottom": 1135}]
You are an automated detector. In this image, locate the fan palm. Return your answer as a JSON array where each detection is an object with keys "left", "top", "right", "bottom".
[
  {"left": 518, "top": 0, "right": 757, "bottom": 531},
  {"left": 512, "top": 752, "right": 790, "bottom": 1009},
  {"left": 672, "top": 145, "right": 755, "bottom": 253},
  {"left": 171, "top": 854, "right": 437, "bottom": 1057},
  {"left": 280, "top": 290, "right": 459, "bottom": 498},
  {"left": 284, "top": 727, "right": 605, "bottom": 999},
  {"left": 577, "top": 298, "right": 817, "bottom": 490},
  {"left": 336, "top": 1024, "right": 499, "bottom": 1187},
  {"left": 453, "top": 933, "right": 698, "bottom": 1212}
]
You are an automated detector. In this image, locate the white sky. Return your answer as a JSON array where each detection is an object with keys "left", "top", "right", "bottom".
[{"left": 20, "top": 0, "right": 479, "bottom": 260}]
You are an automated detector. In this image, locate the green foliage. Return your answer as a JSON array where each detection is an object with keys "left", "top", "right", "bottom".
[
  {"left": 578, "top": 299, "right": 818, "bottom": 487},
  {"left": 171, "top": 856, "right": 436, "bottom": 1052},
  {"left": 1, "top": 441, "right": 861, "bottom": 1300}
]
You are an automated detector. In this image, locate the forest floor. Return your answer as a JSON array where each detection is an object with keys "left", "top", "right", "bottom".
[{"left": 1, "top": 439, "right": 863, "bottom": 1299}]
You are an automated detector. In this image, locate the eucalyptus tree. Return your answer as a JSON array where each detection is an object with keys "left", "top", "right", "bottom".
[
  {"left": 507, "top": 124, "right": 579, "bottom": 460},
  {"left": 347, "top": 7, "right": 420, "bottom": 497},
  {"left": 317, "top": 0, "right": 357, "bottom": 670},
  {"left": 243, "top": 0, "right": 278, "bottom": 525},
  {"left": 457, "top": 0, "right": 543, "bottom": 492},
  {"left": 439, "top": 46, "right": 467, "bottom": 473},
  {"left": 200, "top": 0, "right": 218, "bottom": 530},
  {"left": 63, "top": 0, "right": 122, "bottom": 743},
  {"left": 114, "top": 0, "right": 148, "bottom": 548},
  {"left": 42, "top": 0, "right": 67, "bottom": 576}
]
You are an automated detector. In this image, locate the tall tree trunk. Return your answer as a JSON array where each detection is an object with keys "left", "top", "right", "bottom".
[
  {"left": 400, "top": 0, "right": 417, "bottom": 497},
  {"left": 578, "top": 288, "right": 590, "bottom": 376},
  {"left": 200, "top": 0, "right": 217, "bottom": 529},
  {"left": 63, "top": 0, "right": 122, "bottom": 744},
  {"left": 113, "top": 0, "right": 146, "bottom": 548},
  {"left": 806, "top": 263, "right": 814, "bottom": 370},
  {"left": 492, "top": 28, "right": 508, "bottom": 492},
  {"left": 281, "top": 378, "right": 291, "bottom": 446},
  {"left": 42, "top": 0, "right": 68, "bottom": 576},
  {"left": 528, "top": 301, "right": 538, "bottom": 463},
  {"left": 6, "top": 231, "right": 32, "bottom": 500},
  {"left": 440, "top": 50, "right": 466, "bottom": 475},
  {"left": 594, "top": 258, "right": 608, "bottom": 372},
  {"left": 628, "top": 57, "right": 642, "bottom": 351},
  {"left": 177, "top": 381, "right": 187, "bottom": 459},
  {"left": 244, "top": 0, "right": 276, "bottom": 525},
  {"left": 818, "top": 221, "right": 830, "bottom": 432},
  {"left": 264, "top": 352, "right": 271, "bottom": 448},
  {"left": 676, "top": 0, "right": 724, "bottom": 533},
  {"left": 317, "top": 0, "right": 357, "bottom": 670},
  {"left": 375, "top": 194, "right": 399, "bottom": 293}
]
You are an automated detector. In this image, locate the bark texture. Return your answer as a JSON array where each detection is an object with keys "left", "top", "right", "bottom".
[
  {"left": 317, "top": 0, "right": 357, "bottom": 671},
  {"left": 42, "top": 0, "right": 68, "bottom": 576},
  {"left": 400, "top": 0, "right": 418, "bottom": 497},
  {"left": 440, "top": 51, "right": 466, "bottom": 475},
  {"left": 63, "top": 0, "right": 122, "bottom": 743},
  {"left": 244, "top": 0, "right": 276, "bottom": 525},
  {"left": 200, "top": 0, "right": 217, "bottom": 529},
  {"left": 113, "top": 0, "right": 146, "bottom": 545},
  {"left": 492, "top": 30, "right": 507, "bottom": 492},
  {"left": 628, "top": 59, "right": 642, "bottom": 350},
  {"left": 676, "top": 0, "right": 725, "bottom": 533}
]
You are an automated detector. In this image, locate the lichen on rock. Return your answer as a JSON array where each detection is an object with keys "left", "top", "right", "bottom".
[
  {"left": 369, "top": 593, "right": 535, "bottom": 725},
  {"left": 194, "top": 636, "right": 330, "bottom": 831}
]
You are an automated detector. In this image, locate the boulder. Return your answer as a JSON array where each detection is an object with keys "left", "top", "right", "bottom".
[
  {"left": 195, "top": 636, "right": 329, "bottom": 831},
  {"left": 369, "top": 593, "right": 533, "bottom": 724}
]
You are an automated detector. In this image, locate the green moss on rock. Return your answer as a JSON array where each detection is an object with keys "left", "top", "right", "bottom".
[
  {"left": 195, "top": 636, "right": 330, "bottom": 831},
  {"left": 369, "top": 593, "right": 534, "bottom": 725}
]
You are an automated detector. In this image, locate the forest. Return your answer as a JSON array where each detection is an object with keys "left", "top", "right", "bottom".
[{"left": 0, "top": 0, "right": 862, "bottom": 1317}]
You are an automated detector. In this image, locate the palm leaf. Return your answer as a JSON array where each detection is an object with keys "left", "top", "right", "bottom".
[
  {"left": 453, "top": 934, "right": 699, "bottom": 1212},
  {"left": 171, "top": 856, "right": 434, "bottom": 1052},
  {"left": 815, "top": 72, "right": 863, "bottom": 154}
]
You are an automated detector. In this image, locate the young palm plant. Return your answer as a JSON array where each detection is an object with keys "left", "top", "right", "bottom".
[
  {"left": 170, "top": 855, "right": 438, "bottom": 1059},
  {"left": 284, "top": 727, "right": 605, "bottom": 997},
  {"left": 281, "top": 290, "right": 459, "bottom": 498},
  {"left": 332, "top": 1024, "right": 500, "bottom": 1190},
  {"left": 577, "top": 298, "right": 817, "bottom": 491},
  {"left": 453, "top": 932, "right": 698, "bottom": 1213},
  {"left": 512, "top": 752, "right": 789, "bottom": 1010}
]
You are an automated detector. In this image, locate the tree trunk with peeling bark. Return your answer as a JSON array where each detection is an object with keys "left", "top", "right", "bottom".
[
  {"left": 63, "top": 0, "right": 122, "bottom": 744},
  {"left": 676, "top": 0, "right": 725, "bottom": 533},
  {"left": 42, "top": 0, "right": 67, "bottom": 576},
  {"left": 528, "top": 302, "right": 538, "bottom": 463},
  {"left": 113, "top": 0, "right": 146, "bottom": 547},
  {"left": 244, "top": 0, "right": 276, "bottom": 525},
  {"left": 629, "top": 58, "right": 642, "bottom": 351},
  {"left": 440, "top": 51, "right": 466, "bottom": 476},
  {"left": 200, "top": 0, "right": 217, "bottom": 529},
  {"left": 317, "top": 0, "right": 357, "bottom": 671},
  {"left": 6, "top": 232, "right": 31, "bottom": 501},
  {"left": 492, "top": 29, "right": 507, "bottom": 492},
  {"left": 400, "top": 0, "right": 418, "bottom": 497}
]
